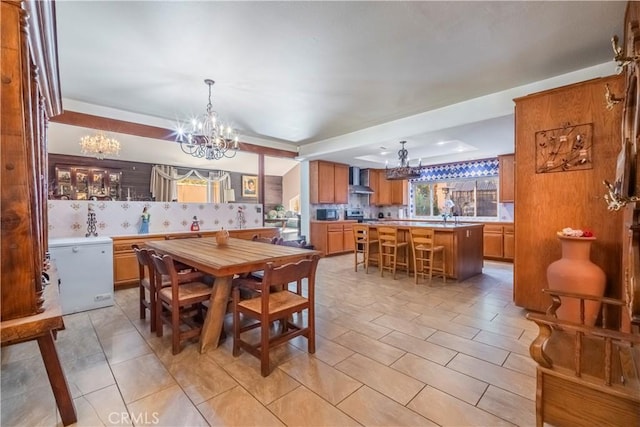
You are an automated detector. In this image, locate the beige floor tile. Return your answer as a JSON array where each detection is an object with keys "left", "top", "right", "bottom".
[
  {"left": 72, "top": 395, "right": 109, "bottom": 427},
  {"left": 392, "top": 353, "right": 488, "bottom": 405},
  {"left": 333, "top": 314, "right": 392, "bottom": 339},
  {"left": 268, "top": 385, "right": 360, "bottom": 427},
  {"left": 127, "top": 384, "right": 208, "bottom": 426},
  {"left": 502, "top": 352, "right": 537, "bottom": 377},
  {"left": 335, "top": 353, "right": 424, "bottom": 405},
  {"left": 56, "top": 322, "right": 104, "bottom": 363},
  {"left": 477, "top": 385, "right": 536, "bottom": 426},
  {"left": 407, "top": 386, "right": 514, "bottom": 427},
  {"left": 111, "top": 353, "right": 176, "bottom": 403},
  {"left": 222, "top": 357, "right": 300, "bottom": 405},
  {"left": 427, "top": 331, "right": 509, "bottom": 365},
  {"left": 168, "top": 355, "right": 238, "bottom": 405},
  {"left": 100, "top": 329, "right": 152, "bottom": 365},
  {"left": 334, "top": 330, "right": 405, "bottom": 365},
  {"left": 372, "top": 313, "right": 437, "bottom": 339},
  {"left": 0, "top": 385, "right": 57, "bottom": 427},
  {"left": 338, "top": 385, "right": 437, "bottom": 426},
  {"left": 492, "top": 312, "right": 538, "bottom": 332},
  {"left": 0, "top": 340, "right": 40, "bottom": 366},
  {"left": 198, "top": 386, "right": 285, "bottom": 426},
  {"left": 279, "top": 354, "right": 362, "bottom": 405},
  {"left": 447, "top": 353, "right": 536, "bottom": 400},
  {"left": 380, "top": 331, "right": 457, "bottom": 365},
  {"left": 62, "top": 351, "right": 115, "bottom": 398},
  {"left": 290, "top": 334, "right": 354, "bottom": 366},
  {"left": 473, "top": 330, "right": 531, "bottom": 356},
  {"left": 452, "top": 313, "right": 524, "bottom": 338},
  {"left": 0, "top": 354, "right": 50, "bottom": 400},
  {"left": 81, "top": 384, "right": 130, "bottom": 426},
  {"left": 315, "top": 317, "right": 350, "bottom": 340},
  {"left": 367, "top": 301, "right": 420, "bottom": 321},
  {"left": 415, "top": 313, "right": 480, "bottom": 339}
]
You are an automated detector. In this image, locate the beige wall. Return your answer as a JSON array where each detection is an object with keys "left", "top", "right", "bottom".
[{"left": 282, "top": 164, "right": 301, "bottom": 212}]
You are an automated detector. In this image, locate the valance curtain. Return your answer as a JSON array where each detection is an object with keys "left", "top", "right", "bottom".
[{"left": 151, "top": 165, "right": 231, "bottom": 202}]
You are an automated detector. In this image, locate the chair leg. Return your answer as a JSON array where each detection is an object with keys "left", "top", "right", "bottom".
[
  {"left": 156, "top": 297, "right": 163, "bottom": 337},
  {"left": 232, "top": 290, "right": 240, "bottom": 357},
  {"left": 392, "top": 247, "right": 397, "bottom": 280},
  {"left": 140, "top": 285, "right": 146, "bottom": 320},
  {"left": 172, "top": 303, "right": 181, "bottom": 355},
  {"left": 149, "top": 286, "right": 156, "bottom": 333},
  {"left": 260, "top": 313, "right": 271, "bottom": 377},
  {"left": 308, "top": 306, "right": 315, "bottom": 354}
]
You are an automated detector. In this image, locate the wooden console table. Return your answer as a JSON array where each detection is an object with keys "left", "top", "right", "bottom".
[{"left": 0, "top": 279, "right": 77, "bottom": 425}]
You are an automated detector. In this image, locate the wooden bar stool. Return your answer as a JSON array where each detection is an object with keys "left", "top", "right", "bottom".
[
  {"left": 377, "top": 226, "right": 409, "bottom": 279},
  {"left": 353, "top": 224, "right": 378, "bottom": 273},
  {"left": 409, "top": 228, "right": 446, "bottom": 284}
]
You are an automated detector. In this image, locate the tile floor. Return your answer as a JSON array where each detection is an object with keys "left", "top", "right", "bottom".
[{"left": 1, "top": 255, "right": 538, "bottom": 426}]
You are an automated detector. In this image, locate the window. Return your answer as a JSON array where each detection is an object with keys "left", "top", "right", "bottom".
[
  {"left": 411, "top": 177, "right": 498, "bottom": 218},
  {"left": 176, "top": 178, "right": 222, "bottom": 203}
]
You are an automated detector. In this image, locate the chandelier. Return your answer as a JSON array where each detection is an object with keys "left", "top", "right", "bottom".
[
  {"left": 385, "top": 141, "right": 422, "bottom": 180},
  {"left": 79, "top": 131, "right": 120, "bottom": 160},
  {"left": 177, "top": 79, "right": 239, "bottom": 160}
]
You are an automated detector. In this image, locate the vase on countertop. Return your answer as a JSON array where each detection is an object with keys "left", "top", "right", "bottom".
[{"left": 546, "top": 232, "right": 606, "bottom": 326}]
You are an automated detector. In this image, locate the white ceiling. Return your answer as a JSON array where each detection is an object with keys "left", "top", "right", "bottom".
[{"left": 50, "top": 1, "right": 625, "bottom": 175}]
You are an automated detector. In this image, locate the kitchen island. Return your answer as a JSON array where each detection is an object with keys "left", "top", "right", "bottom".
[{"left": 367, "top": 221, "right": 484, "bottom": 281}]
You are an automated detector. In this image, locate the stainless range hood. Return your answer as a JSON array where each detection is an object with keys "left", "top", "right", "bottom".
[{"left": 349, "top": 167, "right": 374, "bottom": 194}]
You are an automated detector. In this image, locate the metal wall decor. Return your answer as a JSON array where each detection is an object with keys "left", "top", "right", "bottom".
[{"left": 535, "top": 123, "right": 593, "bottom": 174}]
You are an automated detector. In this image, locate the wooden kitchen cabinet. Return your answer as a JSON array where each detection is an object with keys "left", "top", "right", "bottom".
[
  {"left": 310, "top": 220, "right": 357, "bottom": 256},
  {"left": 503, "top": 225, "right": 514, "bottom": 259},
  {"left": 310, "top": 161, "right": 349, "bottom": 204},
  {"left": 370, "top": 169, "right": 404, "bottom": 206},
  {"left": 499, "top": 154, "right": 515, "bottom": 202},
  {"left": 483, "top": 224, "right": 504, "bottom": 259},
  {"left": 391, "top": 180, "right": 408, "bottom": 205}
]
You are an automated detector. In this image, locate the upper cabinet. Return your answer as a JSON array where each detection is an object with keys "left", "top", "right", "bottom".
[
  {"left": 498, "top": 154, "right": 515, "bottom": 202},
  {"left": 310, "top": 160, "right": 349, "bottom": 204},
  {"left": 369, "top": 169, "right": 407, "bottom": 206}
]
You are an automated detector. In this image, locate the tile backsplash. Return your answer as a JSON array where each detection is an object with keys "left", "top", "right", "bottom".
[{"left": 48, "top": 200, "right": 264, "bottom": 238}]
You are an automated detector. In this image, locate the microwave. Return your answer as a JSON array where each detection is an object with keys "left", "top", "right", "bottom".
[{"left": 317, "top": 208, "right": 339, "bottom": 221}]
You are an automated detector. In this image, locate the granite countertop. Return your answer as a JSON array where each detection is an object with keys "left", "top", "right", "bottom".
[{"left": 367, "top": 221, "right": 484, "bottom": 229}]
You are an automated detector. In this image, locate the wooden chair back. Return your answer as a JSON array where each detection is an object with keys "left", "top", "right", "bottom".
[
  {"left": 150, "top": 253, "right": 212, "bottom": 354},
  {"left": 132, "top": 244, "right": 158, "bottom": 331},
  {"left": 233, "top": 255, "right": 320, "bottom": 376},
  {"left": 252, "top": 234, "right": 278, "bottom": 244},
  {"left": 377, "top": 226, "right": 409, "bottom": 279}
]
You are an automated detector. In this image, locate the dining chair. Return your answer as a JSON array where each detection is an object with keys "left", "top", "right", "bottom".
[
  {"left": 353, "top": 224, "right": 378, "bottom": 273},
  {"left": 377, "top": 226, "right": 409, "bottom": 279},
  {"left": 409, "top": 228, "right": 446, "bottom": 284},
  {"left": 252, "top": 234, "right": 279, "bottom": 244},
  {"left": 232, "top": 255, "right": 320, "bottom": 377},
  {"left": 150, "top": 253, "right": 213, "bottom": 354},
  {"left": 132, "top": 244, "right": 157, "bottom": 331}
]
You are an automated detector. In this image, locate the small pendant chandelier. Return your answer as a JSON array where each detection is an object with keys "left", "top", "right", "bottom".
[
  {"left": 177, "top": 79, "right": 239, "bottom": 160},
  {"left": 385, "top": 141, "right": 422, "bottom": 180}
]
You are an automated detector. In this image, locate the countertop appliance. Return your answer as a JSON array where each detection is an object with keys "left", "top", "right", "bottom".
[
  {"left": 316, "top": 208, "right": 339, "bottom": 221},
  {"left": 345, "top": 209, "right": 364, "bottom": 222},
  {"left": 48, "top": 236, "right": 114, "bottom": 315}
]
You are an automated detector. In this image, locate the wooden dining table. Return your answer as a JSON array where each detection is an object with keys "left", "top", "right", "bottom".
[{"left": 145, "top": 237, "right": 321, "bottom": 353}]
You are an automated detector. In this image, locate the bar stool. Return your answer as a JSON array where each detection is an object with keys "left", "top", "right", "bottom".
[
  {"left": 377, "top": 226, "right": 409, "bottom": 279},
  {"left": 353, "top": 224, "right": 378, "bottom": 273},
  {"left": 409, "top": 228, "right": 446, "bottom": 284}
]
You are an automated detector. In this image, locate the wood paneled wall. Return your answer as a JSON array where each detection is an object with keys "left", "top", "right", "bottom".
[
  {"left": 514, "top": 75, "right": 625, "bottom": 313},
  {"left": 48, "top": 153, "right": 283, "bottom": 208}
]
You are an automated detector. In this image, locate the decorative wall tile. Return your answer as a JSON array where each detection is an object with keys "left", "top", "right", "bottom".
[{"left": 48, "top": 201, "right": 264, "bottom": 238}]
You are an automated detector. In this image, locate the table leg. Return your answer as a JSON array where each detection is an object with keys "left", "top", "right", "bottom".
[
  {"left": 199, "top": 275, "right": 233, "bottom": 353},
  {"left": 37, "top": 332, "right": 77, "bottom": 426}
]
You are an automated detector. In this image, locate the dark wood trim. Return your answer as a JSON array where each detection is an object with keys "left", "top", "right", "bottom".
[
  {"left": 50, "top": 110, "right": 298, "bottom": 159},
  {"left": 258, "top": 154, "right": 265, "bottom": 206}
]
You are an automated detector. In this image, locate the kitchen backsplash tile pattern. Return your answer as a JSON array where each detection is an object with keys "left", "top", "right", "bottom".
[{"left": 48, "top": 200, "right": 264, "bottom": 238}]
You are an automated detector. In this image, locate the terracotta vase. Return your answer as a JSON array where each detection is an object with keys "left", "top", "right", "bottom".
[{"left": 546, "top": 232, "right": 606, "bottom": 326}]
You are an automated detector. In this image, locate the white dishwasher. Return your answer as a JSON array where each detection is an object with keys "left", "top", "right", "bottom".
[{"left": 48, "top": 236, "right": 114, "bottom": 315}]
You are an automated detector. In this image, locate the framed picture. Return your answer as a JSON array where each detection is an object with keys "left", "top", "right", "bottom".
[{"left": 242, "top": 175, "right": 258, "bottom": 198}]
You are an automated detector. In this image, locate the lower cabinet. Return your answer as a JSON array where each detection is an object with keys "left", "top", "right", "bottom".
[
  {"left": 482, "top": 223, "right": 514, "bottom": 261},
  {"left": 111, "top": 227, "right": 280, "bottom": 289},
  {"left": 310, "top": 221, "right": 357, "bottom": 256}
]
